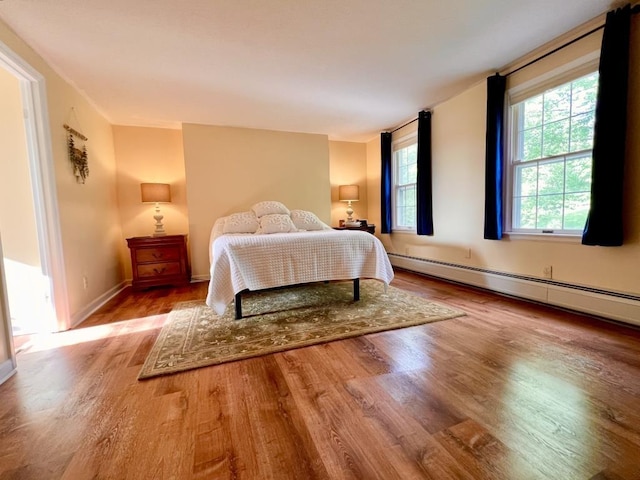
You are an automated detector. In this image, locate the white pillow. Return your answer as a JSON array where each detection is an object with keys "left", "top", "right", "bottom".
[
  {"left": 223, "top": 211, "right": 259, "bottom": 234},
  {"left": 290, "top": 209, "right": 331, "bottom": 231},
  {"left": 257, "top": 214, "right": 297, "bottom": 234},
  {"left": 211, "top": 216, "right": 228, "bottom": 240},
  {"left": 251, "top": 200, "right": 290, "bottom": 218}
]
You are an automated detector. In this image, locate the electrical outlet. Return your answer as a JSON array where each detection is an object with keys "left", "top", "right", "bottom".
[
  {"left": 543, "top": 265, "right": 553, "bottom": 279},
  {"left": 82, "top": 275, "right": 88, "bottom": 290}
]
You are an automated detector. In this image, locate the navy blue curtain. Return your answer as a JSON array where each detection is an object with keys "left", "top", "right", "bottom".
[
  {"left": 381, "top": 132, "right": 393, "bottom": 234},
  {"left": 483, "top": 74, "right": 506, "bottom": 240},
  {"left": 416, "top": 110, "right": 434, "bottom": 235},
  {"left": 582, "top": 5, "right": 632, "bottom": 246}
]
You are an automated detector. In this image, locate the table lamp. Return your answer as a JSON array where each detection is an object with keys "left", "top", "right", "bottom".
[
  {"left": 141, "top": 183, "right": 171, "bottom": 236},
  {"left": 339, "top": 185, "right": 359, "bottom": 225}
]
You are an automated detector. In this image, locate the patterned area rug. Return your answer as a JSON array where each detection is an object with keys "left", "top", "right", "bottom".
[{"left": 138, "top": 280, "right": 465, "bottom": 379}]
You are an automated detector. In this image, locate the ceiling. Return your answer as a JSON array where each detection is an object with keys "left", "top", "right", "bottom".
[{"left": 0, "top": 0, "right": 616, "bottom": 142}]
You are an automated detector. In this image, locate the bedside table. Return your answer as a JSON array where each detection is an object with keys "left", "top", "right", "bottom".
[
  {"left": 126, "top": 234, "right": 191, "bottom": 289},
  {"left": 333, "top": 225, "right": 376, "bottom": 234}
]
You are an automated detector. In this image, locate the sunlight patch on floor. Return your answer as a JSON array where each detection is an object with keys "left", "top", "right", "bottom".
[{"left": 16, "top": 315, "right": 165, "bottom": 353}]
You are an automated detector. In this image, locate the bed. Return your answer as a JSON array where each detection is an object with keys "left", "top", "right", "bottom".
[{"left": 205, "top": 201, "right": 394, "bottom": 318}]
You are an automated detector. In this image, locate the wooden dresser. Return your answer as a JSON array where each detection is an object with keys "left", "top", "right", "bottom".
[{"left": 126, "top": 234, "right": 191, "bottom": 289}]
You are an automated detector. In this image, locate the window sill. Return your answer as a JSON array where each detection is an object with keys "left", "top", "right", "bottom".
[
  {"left": 504, "top": 231, "right": 582, "bottom": 243},
  {"left": 388, "top": 229, "right": 417, "bottom": 235}
]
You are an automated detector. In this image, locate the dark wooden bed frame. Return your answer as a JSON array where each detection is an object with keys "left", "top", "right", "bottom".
[{"left": 234, "top": 278, "right": 360, "bottom": 319}]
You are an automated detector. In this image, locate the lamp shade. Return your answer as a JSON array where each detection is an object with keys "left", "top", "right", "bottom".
[
  {"left": 338, "top": 185, "right": 359, "bottom": 202},
  {"left": 141, "top": 183, "right": 171, "bottom": 203}
]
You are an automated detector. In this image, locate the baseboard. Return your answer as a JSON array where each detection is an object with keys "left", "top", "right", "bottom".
[
  {"left": 0, "top": 358, "right": 17, "bottom": 385},
  {"left": 70, "top": 281, "right": 128, "bottom": 329},
  {"left": 389, "top": 253, "right": 640, "bottom": 327},
  {"left": 191, "top": 274, "right": 210, "bottom": 282}
]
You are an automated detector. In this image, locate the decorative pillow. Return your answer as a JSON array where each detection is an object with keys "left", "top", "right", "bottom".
[
  {"left": 222, "top": 211, "right": 259, "bottom": 234},
  {"left": 290, "top": 209, "right": 331, "bottom": 231},
  {"left": 211, "top": 216, "right": 228, "bottom": 240},
  {"left": 257, "top": 214, "right": 297, "bottom": 234},
  {"left": 251, "top": 200, "right": 290, "bottom": 218}
]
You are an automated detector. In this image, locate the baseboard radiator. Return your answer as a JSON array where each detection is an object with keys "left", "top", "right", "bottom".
[{"left": 388, "top": 253, "right": 640, "bottom": 327}]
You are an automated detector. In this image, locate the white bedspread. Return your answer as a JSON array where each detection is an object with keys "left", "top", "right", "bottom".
[{"left": 205, "top": 230, "right": 394, "bottom": 315}]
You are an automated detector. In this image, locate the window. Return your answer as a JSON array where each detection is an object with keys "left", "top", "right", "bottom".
[
  {"left": 392, "top": 136, "right": 417, "bottom": 230},
  {"left": 508, "top": 71, "right": 598, "bottom": 234}
]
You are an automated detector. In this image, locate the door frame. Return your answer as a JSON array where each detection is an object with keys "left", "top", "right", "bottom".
[
  {"left": 0, "top": 233, "right": 16, "bottom": 383},
  {"left": 0, "top": 40, "right": 70, "bottom": 333}
]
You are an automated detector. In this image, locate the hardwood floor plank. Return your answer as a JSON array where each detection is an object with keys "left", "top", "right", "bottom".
[
  {"left": 234, "top": 356, "right": 331, "bottom": 479},
  {"left": 276, "top": 348, "right": 414, "bottom": 479},
  {"left": 342, "top": 376, "right": 477, "bottom": 479},
  {"left": 434, "top": 418, "right": 542, "bottom": 480},
  {"left": 1, "top": 271, "right": 640, "bottom": 479}
]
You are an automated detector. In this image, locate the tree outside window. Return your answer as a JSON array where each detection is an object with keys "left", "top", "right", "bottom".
[
  {"left": 393, "top": 141, "right": 417, "bottom": 230},
  {"left": 511, "top": 72, "right": 598, "bottom": 233}
]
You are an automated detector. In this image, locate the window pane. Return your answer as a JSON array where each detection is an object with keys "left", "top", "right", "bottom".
[
  {"left": 398, "top": 163, "right": 408, "bottom": 185},
  {"left": 397, "top": 206, "right": 416, "bottom": 228},
  {"left": 514, "top": 164, "right": 537, "bottom": 197},
  {"left": 520, "top": 127, "right": 542, "bottom": 161},
  {"left": 404, "top": 206, "right": 416, "bottom": 228},
  {"left": 571, "top": 73, "right": 598, "bottom": 115},
  {"left": 396, "top": 184, "right": 416, "bottom": 228},
  {"left": 509, "top": 71, "right": 597, "bottom": 233},
  {"left": 408, "top": 159, "right": 417, "bottom": 180},
  {"left": 542, "top": 119, "right": 570, "bottom": 157},
  {"left": 543, "top": 84, "right": 571, "bottom": 123},
  {"left": 565, "top": 156, "right": 592, "bottom": 193},
  {"left": 514, "top": 195, "right": 537, "bottom": 228},
  {"left": 538, "top": 160, "right": 564, "bottom": 195},
  {"left": 405, "top": 185, "right": 416, "bottom": 207},
  {"left": 393, "top": 140, "right": 417, "bottom": 229},
  {"left": 570, "top": 111, "right": 595, "bottom": 152},
  {"left": 522, "top": 95, "right": 543, "bottom": 129},
  {"left": 537, "top": 194, "right": 563, "bottom": 229},
  {"left": 563, "top": 193, "right": 590, "bottom": 230}
]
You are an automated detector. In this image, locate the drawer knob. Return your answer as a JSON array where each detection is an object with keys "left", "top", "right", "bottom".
[
  {"left": 153, "top": 267, "right": 166, "bottom": 274},
  {"left": 152, "top": 252, "right": 163, "bottom": 259}
]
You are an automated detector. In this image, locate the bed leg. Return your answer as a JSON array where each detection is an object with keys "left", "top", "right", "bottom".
[
  {"left": 353, "top": 278, "right": 360, "bottom": 301},
  {"left": 235, "top": 292, "right": 242, "bottom": 319}
]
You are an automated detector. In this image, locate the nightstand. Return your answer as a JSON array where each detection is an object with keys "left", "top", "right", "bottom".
[
  {"left": 333, "top": 225, "right": 376, "bottom": 234},
  {"left": 126, "top": 234, "right": 191, "bottom": 289}
]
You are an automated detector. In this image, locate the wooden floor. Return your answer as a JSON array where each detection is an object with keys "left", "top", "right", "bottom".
[{"left": 1, "top": 270, "right": 640, "bottom": 479}]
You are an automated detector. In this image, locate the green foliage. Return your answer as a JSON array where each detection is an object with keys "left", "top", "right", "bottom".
[
  {"left": 394, "top": 143, "right": 417, "bottom": 228},
  {"left": 513, "top": 72, "right": 597, "bottom": 231}
]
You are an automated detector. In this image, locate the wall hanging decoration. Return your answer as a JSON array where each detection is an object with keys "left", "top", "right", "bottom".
[{"left": 64, "top": 123, "right": 89, "bottom": 184}]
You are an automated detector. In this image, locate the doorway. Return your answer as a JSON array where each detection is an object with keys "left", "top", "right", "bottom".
[
  {"left": 0, "top": 67, "right": 47, "bottom": 335},
  {"left": 0, "top": 39, "right": 70, "bottom": 341}
]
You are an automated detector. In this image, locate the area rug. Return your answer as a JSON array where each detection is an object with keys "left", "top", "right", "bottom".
[{"left": 138, "top": 280, "right": 465, "bottom": 379}]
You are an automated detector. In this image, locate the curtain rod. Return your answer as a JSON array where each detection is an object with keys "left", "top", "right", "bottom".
[
  {"left": 505, "top": 3, "right": 638, "bottom": 77},
  {"left": 504, "top": 24, "right": 604, "bottom": 77},
  {"left": 388, "top": 4, "right": 638, "bottom": 134},
  {"left": 390, "top": 116, "right": 418, "bottom": 134}
]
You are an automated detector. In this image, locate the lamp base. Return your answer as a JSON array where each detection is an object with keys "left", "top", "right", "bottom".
[
  {"left": 152, "top": 204, "right": 167, "bottom": 236},
  {"left": 345, "top": 201, "right": 355, "bottom": 222}
]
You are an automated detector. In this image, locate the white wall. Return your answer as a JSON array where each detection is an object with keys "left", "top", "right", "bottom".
[
  {"left": 329, "top": 141, "right": 368, "bottom": 226},
  {"left": 113, "top": 126, "right": 189, "bottom": 281},
  {"left": 0, "top": 18, "right": 123, "bottom": 328},
  {"left": 183, "top": 123, "right": 331, "bottom": 278},
  {"left": 367, "top": 16, "right": 640, "bottom": 297}
]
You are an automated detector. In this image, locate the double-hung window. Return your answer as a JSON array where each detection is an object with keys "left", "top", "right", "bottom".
[
  {"left": 507, "top": 68, "right": 599, "bottom": 234},
  {"left": 392, "top": 135, "right": 417, "bottom": 230}
]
